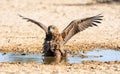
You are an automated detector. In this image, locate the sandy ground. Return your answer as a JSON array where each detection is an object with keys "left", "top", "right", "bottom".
[
  {"left": 0, "top": 61, "right": 120, "bottom": 74},
  {"left": 0, "top": 0, "right": 120, "bottom": 74}
]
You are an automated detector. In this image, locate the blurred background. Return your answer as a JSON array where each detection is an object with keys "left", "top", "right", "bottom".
[{"left": 0, "top": 0, "right": 119, "bottom": 52}]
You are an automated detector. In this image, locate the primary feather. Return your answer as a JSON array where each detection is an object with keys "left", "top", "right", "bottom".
[
  {"left": 61, "top": 14, "right": 103, "bottom": 44},
  {"left": 18, "top": 14, "right": 48, "bottom": 34}
]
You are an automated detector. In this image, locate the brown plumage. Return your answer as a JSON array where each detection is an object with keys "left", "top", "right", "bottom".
[{"left": 19, "top": 14, "right": 103, "bottom": 58}]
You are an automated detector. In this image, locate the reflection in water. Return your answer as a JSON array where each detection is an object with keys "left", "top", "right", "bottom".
[
  {"left": 0, "top": 52, "right": 68, "bottom": 64},
  {"left": 43, "top": 57, "right": 68, "bottom": 64},
  {"left": 0, "top": 49, "right": 120, "bottom": 64}
]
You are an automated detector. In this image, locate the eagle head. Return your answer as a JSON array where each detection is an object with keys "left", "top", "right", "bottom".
[{"left": 48, "top": 25, "right": 59, "bottom": 34}]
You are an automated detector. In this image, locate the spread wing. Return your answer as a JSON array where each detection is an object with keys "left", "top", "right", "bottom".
[
  {"left": 18, "top": 14, "right": 48, "bottom": 34},
  {"left": 61, "top": 14, "right": 103, "bottom": 44}
]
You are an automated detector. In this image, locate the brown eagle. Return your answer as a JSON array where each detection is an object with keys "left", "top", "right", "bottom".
[{"left": 19, "top": 14, "right": 103, "bottom": 58}]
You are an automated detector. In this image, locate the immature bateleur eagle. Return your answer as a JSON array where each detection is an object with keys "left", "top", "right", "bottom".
[{"left": 19, "top": 14, "right": 103, "bottom": 58}]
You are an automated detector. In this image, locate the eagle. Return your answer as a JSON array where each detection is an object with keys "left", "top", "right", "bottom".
[{"left": 19, "top": 14, "right": 103, "bottom": 58}]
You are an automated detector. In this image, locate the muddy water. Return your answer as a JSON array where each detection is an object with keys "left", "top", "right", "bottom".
[{"left": 0, "top": 49, "right": 120, "bottom": 64}]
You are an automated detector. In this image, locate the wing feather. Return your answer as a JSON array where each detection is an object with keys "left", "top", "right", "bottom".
[
  {"left": 18, "top": 14, "right": 48, "bottom": 33},
  {"left": 61, "top": 14, "right": 103, "bottom": 44}
]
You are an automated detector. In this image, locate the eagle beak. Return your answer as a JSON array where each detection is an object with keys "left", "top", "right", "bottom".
[{"left": 50, "top": 27, "right": 54, "bottom": 33}]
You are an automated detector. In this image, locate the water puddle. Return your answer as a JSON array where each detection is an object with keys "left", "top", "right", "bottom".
[
  {"left": 69, "top": 49, "right": 120, "bottom": 63},
  {"left": 0, "top": 49, "right": 120, "bottom": 64}
]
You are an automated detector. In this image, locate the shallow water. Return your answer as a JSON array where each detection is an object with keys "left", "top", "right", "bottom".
[
  {"left": 69, "top": 49, "right": 120, "bottom": 63},
  {"left": 0, "top": 49, "right": 120, "bottom": 64}
]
